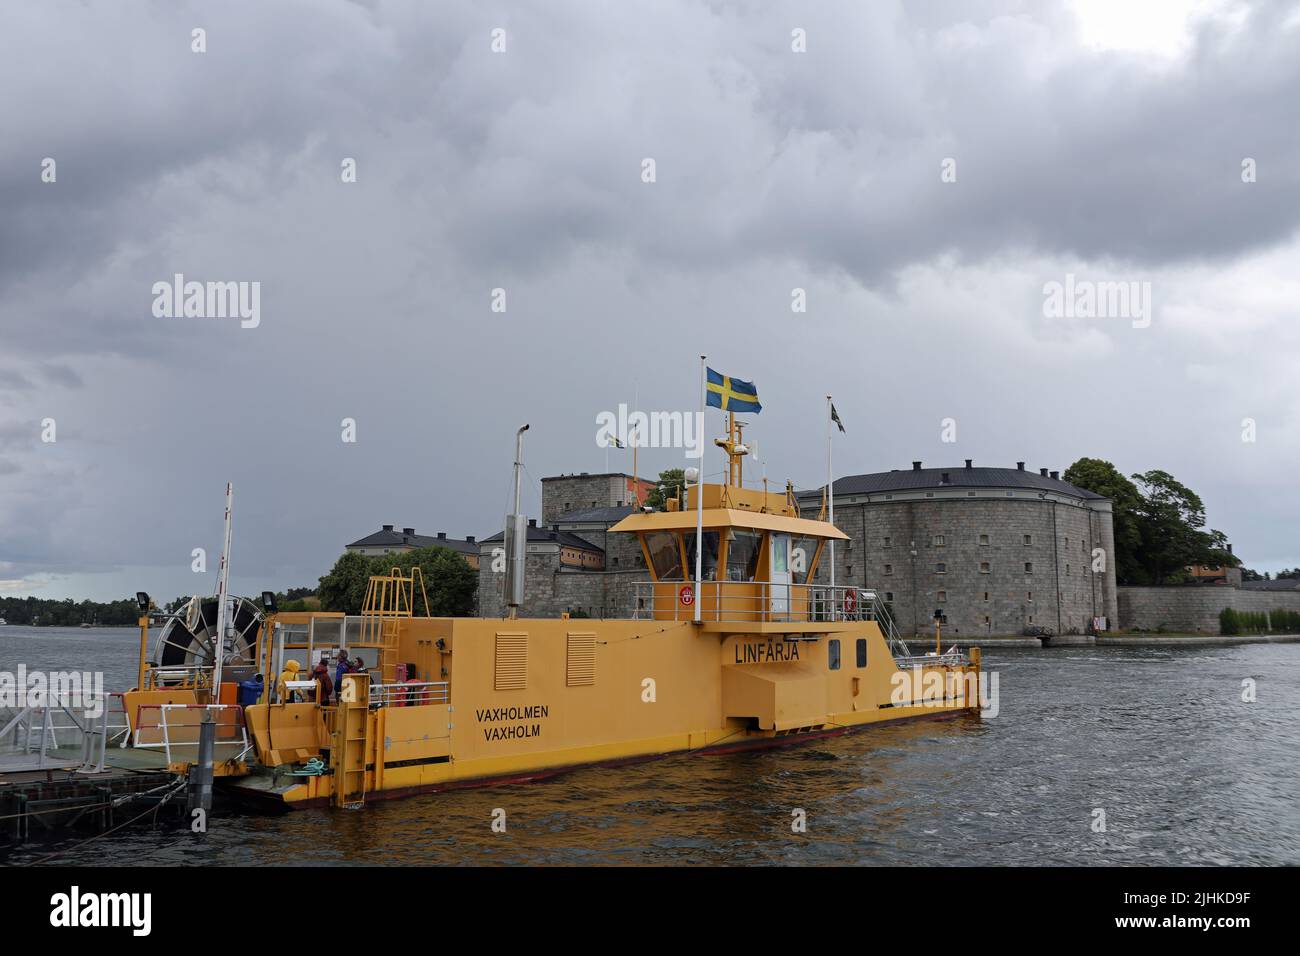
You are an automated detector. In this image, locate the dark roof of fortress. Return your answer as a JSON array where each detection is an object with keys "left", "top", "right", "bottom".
[{"left": 799, "top": 465, "right": 1106, "bottom": 501}]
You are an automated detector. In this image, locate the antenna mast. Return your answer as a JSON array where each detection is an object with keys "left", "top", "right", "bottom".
[{"left": 212, "top": 481, "right": 233, "bottom": 690}]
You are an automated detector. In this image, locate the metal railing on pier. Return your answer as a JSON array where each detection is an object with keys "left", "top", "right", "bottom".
[{"left": 0, "top": 692, "right": 131, "bottom": 774}]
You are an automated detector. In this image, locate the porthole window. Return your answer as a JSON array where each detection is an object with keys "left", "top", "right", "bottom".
[
  {"left": 828, "top": 639, "right": 841, "bottom": 671},
  {"left": 855, "top": 639, "right": 867, "bottom": 668}
]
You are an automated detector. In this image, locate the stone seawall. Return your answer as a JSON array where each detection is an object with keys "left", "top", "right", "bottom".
[{"left": 1117, "top": 586, "right": 1300, "bottom": 633}]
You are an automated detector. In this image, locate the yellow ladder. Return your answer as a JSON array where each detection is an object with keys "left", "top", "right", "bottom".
[
  {"left": 360, "top": 567, "right": 430, "bottom": 680},
  {"left": 332, "top": 673, "right": 370, "bottom": 808}
]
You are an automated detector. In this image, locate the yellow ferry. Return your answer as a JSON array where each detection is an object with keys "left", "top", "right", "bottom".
[{"left": 119, "top": 411, "right": 984, "bottom": 811}]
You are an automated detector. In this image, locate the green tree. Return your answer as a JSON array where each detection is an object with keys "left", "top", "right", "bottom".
[
  {"left": 316, "top": 551, "right": 375, "bottom": 614},
  {"left": 644, "top": 468, "right": 686, "bottom": 511},
  {"left": 1130, "top": 470, "right": 1236, "bottom": 585},
  {"left": 1063, "top": 457, "right": 1143, "bottom": 584},
  {"left": 317, "top": 547, "right": 476, "bottom": 616},
  {"left": 1065, "top": 459, "right": 1236, "bottom": 585}
]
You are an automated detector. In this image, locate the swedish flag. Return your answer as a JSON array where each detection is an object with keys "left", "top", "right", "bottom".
[{"left": 706, "top": 368, "right": 761, "bottom": 413}]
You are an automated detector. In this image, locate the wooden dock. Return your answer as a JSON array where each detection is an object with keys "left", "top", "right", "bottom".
[{"left": 0, "top": 746, "right": 179, "bottom": 844}]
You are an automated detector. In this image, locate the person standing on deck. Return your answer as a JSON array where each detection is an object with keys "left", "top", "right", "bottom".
[
  {"left": 276, "top": 658, "right": 301, "bottom": 703},
  {"left": 333, "top": 650, "right": 352, "bottom": 704},
  {"left": 312, "top": 659, "right": 333, "bottom": 706}
]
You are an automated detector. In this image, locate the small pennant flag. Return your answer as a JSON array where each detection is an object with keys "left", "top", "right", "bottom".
[
  {"left": 611, "top": 436, "right": 625, "bottom": 449},
  {"left": 831, "top": 403, "right": 845, "bottom": 434}
]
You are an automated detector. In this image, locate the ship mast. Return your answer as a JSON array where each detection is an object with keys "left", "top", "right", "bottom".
[
  {"left": 504, "top": 424, "right": 530, "bottom": 620},
  {"left": 212, "top": 481, "right": 233, "bottom": 690}
]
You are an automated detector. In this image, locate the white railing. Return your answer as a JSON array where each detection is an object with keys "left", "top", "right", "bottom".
[
  {"left": 369, "top": 681, "right": 450, "bottom": 708},
  {"left": 0, "top": 692, "right": 131, "bottom": 773},
  {"left": 631, "top": 581, "right": 893, "bottom": 624},
  {"left": 893, "top": 651, "right": 967, "bottom": 668},
  {"left": 131, "top": 703, "right": 249, "bottom": 766}
]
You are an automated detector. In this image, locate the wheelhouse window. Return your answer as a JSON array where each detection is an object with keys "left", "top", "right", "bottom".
[
  {"left": 828, "top": 638, "right": 841, "bottom": 670},
  {"left": 725, "top": 529, "right": 763, "bottom": 581},
  {"left": 645, "top": 532, "right": 684, "bottom": 580},
  {"left": 683, "top": 530, "right": 720, "bottom": 581},
  {"left": 791, "top": 537, "right": 819, "bottom": 584}
]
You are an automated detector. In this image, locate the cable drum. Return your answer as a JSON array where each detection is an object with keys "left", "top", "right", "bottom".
[{"left": 151, "top": 595, "right": 264, "bottom": 684}]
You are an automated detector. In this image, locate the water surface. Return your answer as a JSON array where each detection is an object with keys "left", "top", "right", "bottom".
[{"left": 2, "top": 626, "right": 1295, "bottom": 865}]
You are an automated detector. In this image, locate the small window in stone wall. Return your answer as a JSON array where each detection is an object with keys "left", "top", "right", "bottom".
[
  {"left": 1066, "top": 564, "right": 1070, "bottom": 574},
  {"left": 1027, "top": 591, "right": 1033, "bottom": 601},
  {"left": 884, "top": 564, "right": 894, "bottom": 575},
  {"left": 885, "top": 591, "right": 894, "bottom": 602},
  {"left": 984, "top": 615, "right": 990, "bottom": 624},
  {"left": 935, "top": 562, "right": 946, "bottom": 573},
  {"left": 980, "top": 562, "right": 990, "bottom": 573},
  {"left": 883, "top": 536, "right": 892, "bottom": 547},
  {"left": 937, "top": 590, "right": 947, "bottom": 602},
  {"left": 1028, "top": 615, "right": 1034, "bottom": 624},
  {"left": 846, "top": 565, "right": 853, "bottom": 577},
  {"left": 1025, "top": 562, "right": 1034, "bottom": 573},
  {"left": 983, "top": 591, "right": 989, "bottom": 601},
  {"left": 934, "top": 534, "right": 945, "bottom": 547},
  {"left": 979, "top": 534, "right": 990, "bottom": 546},
  {"left": 1023, "top": 534, "right": 1033, "bottom": 545}
]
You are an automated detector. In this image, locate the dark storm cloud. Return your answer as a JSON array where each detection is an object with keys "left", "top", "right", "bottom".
[{"left": 1, "top": 0, "right": 1299, "bottom": 595}]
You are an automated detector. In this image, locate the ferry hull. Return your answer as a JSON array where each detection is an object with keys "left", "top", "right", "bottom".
[
  {"left": 230, "top": 704, "right": 972, "bottom": 810},
  {"left": 226, "top": 613, "right": 980, "bottom": 811}
]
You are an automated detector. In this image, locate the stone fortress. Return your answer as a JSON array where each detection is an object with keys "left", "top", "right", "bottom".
[{"left": 796, "top": 460, "right": 1118, "bottom": 638}]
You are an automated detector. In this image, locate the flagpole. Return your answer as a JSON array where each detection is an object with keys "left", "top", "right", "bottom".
[
  {"left": 827, "top": 395, "right": 835, "bottom": 600},
  {"left": 695, "top": 355, "right": 706, "bottom": 623}
]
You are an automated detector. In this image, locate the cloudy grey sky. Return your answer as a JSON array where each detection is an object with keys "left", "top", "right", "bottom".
[{"left": 2, "top": 0, "right": 1299, "bottom": 602}]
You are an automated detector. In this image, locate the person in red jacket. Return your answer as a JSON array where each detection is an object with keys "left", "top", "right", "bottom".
[{"left": 311, "top": 659, "right": 333, "bottom": 706}]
